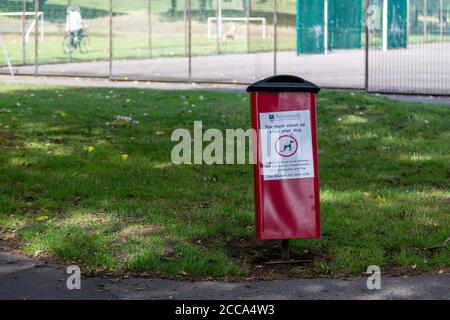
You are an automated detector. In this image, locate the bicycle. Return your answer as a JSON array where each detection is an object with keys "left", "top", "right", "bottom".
[{"left": 63, "top": 27, "right": 90, "bottom": 54}]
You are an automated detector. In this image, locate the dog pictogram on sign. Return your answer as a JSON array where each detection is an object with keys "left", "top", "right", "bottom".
[{"left": 275, "top": 135, "right": 298, "bottom": 157}]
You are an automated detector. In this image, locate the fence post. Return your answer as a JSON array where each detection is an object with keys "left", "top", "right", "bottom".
[
  {"left": 407, "top": 0, "right": 410, "bottom": 42},
  {"left": 34, "top": 0, "right": 39, "bottom": 76},
  {"left": 273, "top": 0, "right": 277, "bottom": 75},
  {"left": 68, "top": 0, "right": 72, "bottom": 62},
  {"left": 423, "top": 0, "right": 427, "bottom": 37},
  {"left": 148, "top": 0, "right": 152, "bottom": 58},
  {"left": 382, "top": 0, "right": 388, "bottom": 51},
  {"left": 440, "top": 0, "right": 444, "bottom": 40},
  {"left": 184, "top": 0, "right": 187, "bottom": 56},
  {"left": 246, "top": 0, "right": 250, "bottom": 53},
  {"left": 22, "top": 0, "right": 26, "bottom": 65},
  {"left": 324, "top": 0, "right": 328, "bottom": 54},
  {"left": 188, "top": 0, "right": 192, "bottom": 82},
  {"left": 109, "top": 0, "right": 113, "bottom": 79},
  {"left": 365, "top": 0, "right": 369, "bottom": 91},
  {"left": 216, "top": 0, "right": 222, "bottom": 54}
]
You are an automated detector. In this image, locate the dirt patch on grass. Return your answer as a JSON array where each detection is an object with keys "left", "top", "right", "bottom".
[
  {"left": 227, "top": 238, "right": 329, "bottom": 280},
  {"left": 0, "top": 132, "right": 20, "bottom": 149},
  {"left": 0, "top": 132, "right": 17, "bottom": 141},
  {"left": 118, "top": 225, "right": 160, "bottom": 239},
  {"left": 0, "top": 229, "right": 24, "bottom": 254}
]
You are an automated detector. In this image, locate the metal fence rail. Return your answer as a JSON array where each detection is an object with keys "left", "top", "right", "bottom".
[{"left": 0, "top": 0, "right": 449, "bottom": 95}]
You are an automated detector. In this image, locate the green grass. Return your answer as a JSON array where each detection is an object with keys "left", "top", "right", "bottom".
[
  {"left": 0, "top": 84, "right": 449, "bottom": 278},
  {"left": 1, "top": 22, "right": 294, "bottom": 67},
  {"left": 2, "top": 33, "right": 293, "bottom": 67}
]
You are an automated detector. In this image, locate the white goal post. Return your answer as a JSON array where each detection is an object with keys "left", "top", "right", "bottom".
[
  {"left": 0, "top": 11, "right": 45, "bottom": 43},
  {"left": 207, "top": 17, "right": 267, "bottom": 39}
]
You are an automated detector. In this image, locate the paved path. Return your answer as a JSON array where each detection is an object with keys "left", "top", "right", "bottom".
[
  {"left": 2, "top": 43, "right": 450, "bottom": 94},
  {"left": 1, "top": 252, "right": 448, "bottom": 300},
  {"left": 1, "top": 75, "right": 449, "bottom": 107}
]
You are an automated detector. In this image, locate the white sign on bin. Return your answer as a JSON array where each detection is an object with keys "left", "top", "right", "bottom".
[{"left": 259, "top": 110, "right": 314, "bottom": 181}]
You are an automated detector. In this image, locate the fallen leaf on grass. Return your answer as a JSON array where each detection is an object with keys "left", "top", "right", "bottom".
[
  {"left": 115, "top": 115, "right": 133, "bottom": 122},
  {"left": 73, "top": 196, "right": 81, "bottom": 205},
  {"left": 35, "top": 215, "right": 49, "bottom": 222},
  {"left": 34, "top": 250, "right": 42, "bottom": 257}
]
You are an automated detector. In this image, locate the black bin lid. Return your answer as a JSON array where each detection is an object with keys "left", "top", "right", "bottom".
[{"left": 246, "top": 75, "right": 320, "bottom": 93}]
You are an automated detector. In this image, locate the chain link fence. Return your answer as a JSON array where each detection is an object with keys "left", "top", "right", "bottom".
[{"left": 0, "top": 0, "right": 449, "bottom": 94}]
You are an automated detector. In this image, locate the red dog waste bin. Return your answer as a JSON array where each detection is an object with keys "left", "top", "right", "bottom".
[{"left": 247, "top": 75, "right": 321, "bottom": 240}]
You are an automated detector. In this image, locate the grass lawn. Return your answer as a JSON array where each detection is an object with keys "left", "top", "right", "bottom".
[
  {"left": 0, "top": 83, "right": 449, "bottom": 279},
  {"left": 2, "top": 33, "right": 293, "bottom": 67},
  {"left": 1, "top": 21, "right": 294, "bottom": 67}
]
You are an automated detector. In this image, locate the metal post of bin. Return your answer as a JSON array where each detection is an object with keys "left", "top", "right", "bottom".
[
  {"left": 281, "top": 239, "right": 290, "bottom": 260},
  {"left": 34, "top": 0, "right": 39, "bottom": 76}
]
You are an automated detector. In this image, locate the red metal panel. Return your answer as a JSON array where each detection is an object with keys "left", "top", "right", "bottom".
[{"left": 250, "top": 92, "right": 321, "bottom": 240}]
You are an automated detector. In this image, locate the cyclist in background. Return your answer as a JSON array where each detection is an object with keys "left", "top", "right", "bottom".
[{"left": 65, "top": 5, "right": 84, "bottom": 51}]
